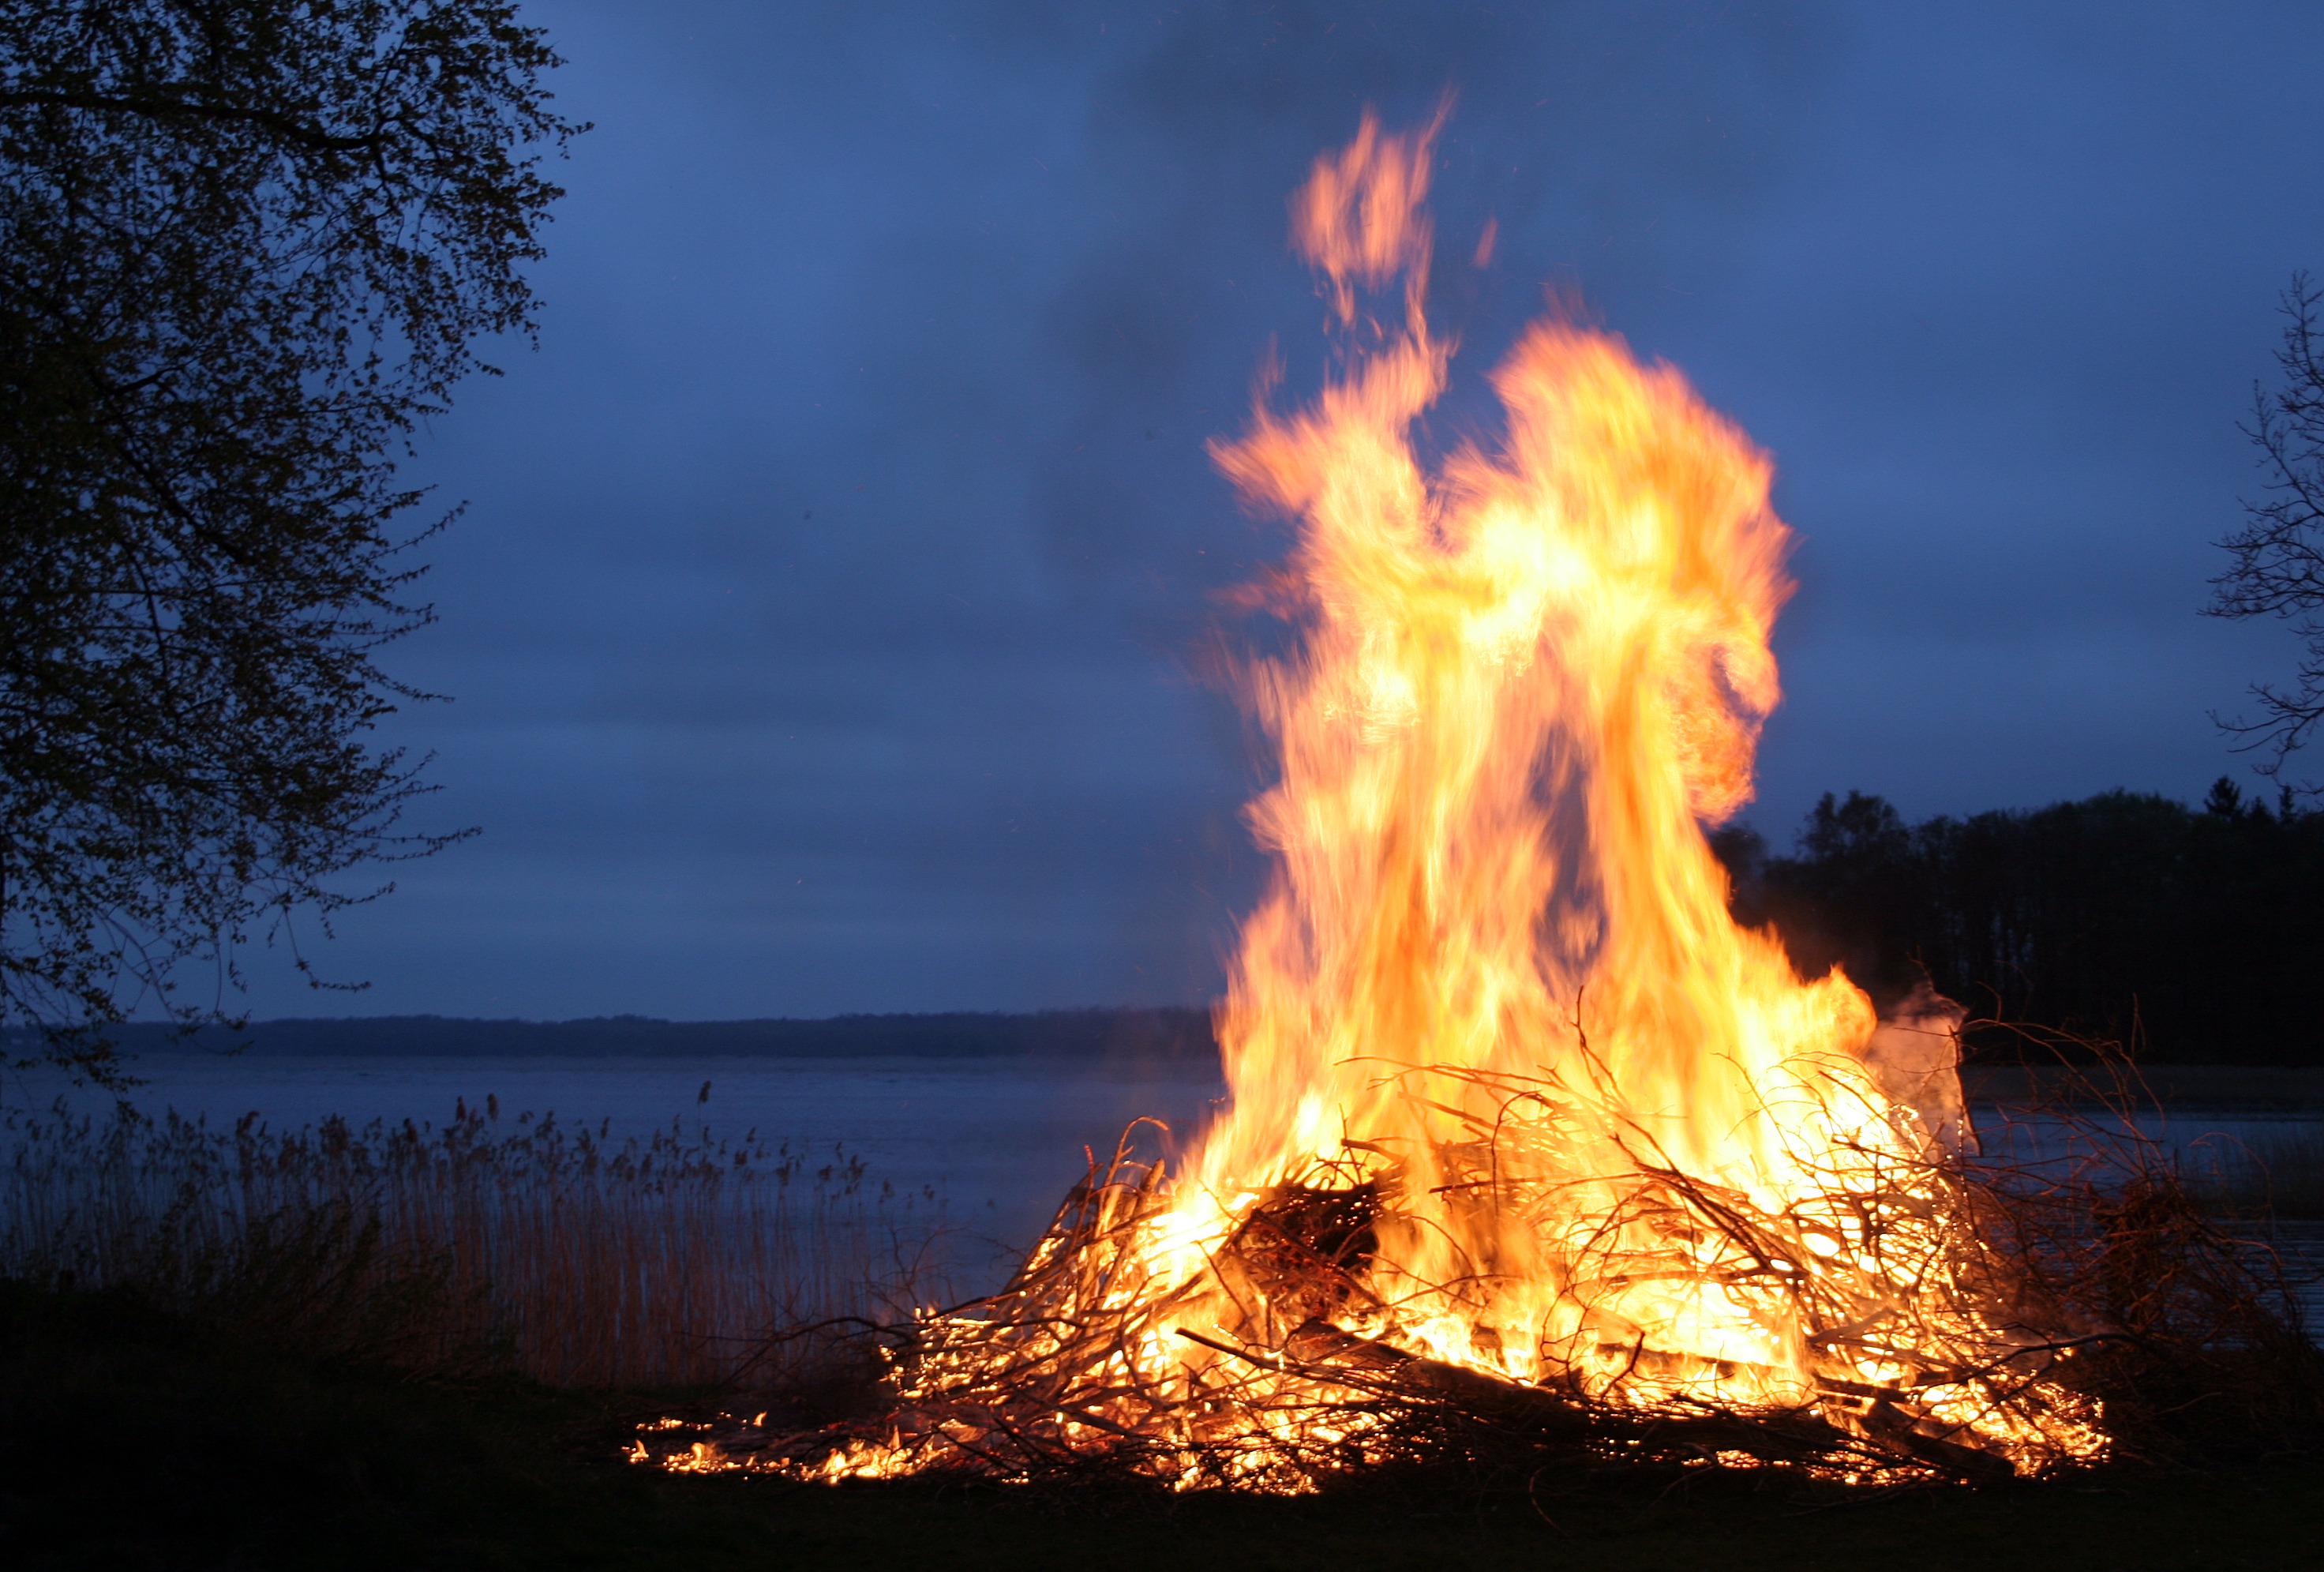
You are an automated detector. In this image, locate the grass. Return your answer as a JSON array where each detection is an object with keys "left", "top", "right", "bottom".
[{"left": 2, "top": 1278, "right": 2321, "bottom": 1570}]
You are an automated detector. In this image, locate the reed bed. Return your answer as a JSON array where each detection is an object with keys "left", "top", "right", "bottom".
[{"left": 0, "top": 1098, "right": 950, "bottom": 1387}]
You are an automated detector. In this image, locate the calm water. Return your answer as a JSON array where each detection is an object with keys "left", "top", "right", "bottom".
[
  {"left": 1970, "top": 1105, "right": 2324, "bottom": 1334},
  {"left": 11, "top": 1053, "right": 2317, "bottom": 1326}
]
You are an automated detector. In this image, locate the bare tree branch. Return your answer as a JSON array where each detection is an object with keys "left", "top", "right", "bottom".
[{"left": 2208, "top": 272, "right": 2324, "bottom": 781}]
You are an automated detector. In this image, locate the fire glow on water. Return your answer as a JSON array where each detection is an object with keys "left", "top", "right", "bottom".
[{"left": 654, "top": 114, "right": 2108, "bottom": 1488}]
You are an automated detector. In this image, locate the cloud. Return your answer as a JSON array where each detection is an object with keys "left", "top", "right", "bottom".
[{"left": 228, "top": 0, "right": 2324, "bottom": 1016}]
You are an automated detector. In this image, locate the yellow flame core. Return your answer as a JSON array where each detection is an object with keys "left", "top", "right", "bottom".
[
  {"left": 673, "top": 114, "right": 2105, "bottom": 1487},
  {"left": 1189, "top": 111, "right": 1900, "bottom": 1399},
  {"left": 1093, "top": 114, "right": 2097, "bottom": 1468}
]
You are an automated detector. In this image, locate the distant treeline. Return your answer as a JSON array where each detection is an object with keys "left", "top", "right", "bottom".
[
  {"left": 72, "top": 1007, "right": 1220, "bottom": 1066},
  {"left": 1715, "top": 779, "right": 2324, "bottom": 1064},
  {"left": 36, "top": 780, "right": 2321, "bottom": 1070}
]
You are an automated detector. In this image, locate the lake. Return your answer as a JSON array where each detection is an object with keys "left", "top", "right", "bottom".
[{"left": 10, "top": 1052, "right": 2318, "bottom": 1321}]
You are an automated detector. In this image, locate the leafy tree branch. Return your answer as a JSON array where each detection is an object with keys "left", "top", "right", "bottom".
[{"left": 0, "top": 1, "right": 583, "bottom": 1086}]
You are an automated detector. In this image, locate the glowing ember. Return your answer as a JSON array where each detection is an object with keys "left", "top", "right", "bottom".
[{"left": 654, "top": 113, "right": 2108, "bottom": 1488}]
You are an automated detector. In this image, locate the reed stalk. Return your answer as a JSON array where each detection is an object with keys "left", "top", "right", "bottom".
[{"left": 0, "top": 1098, "right": 949, "bottom": 1387}]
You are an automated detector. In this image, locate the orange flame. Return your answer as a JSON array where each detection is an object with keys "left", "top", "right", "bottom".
[
  {"left": 660, "top": 113, "right": 2105, "bottom": 1487},
  {"left": 1192, "top": 109, "right": 1887, "bottom": 1402},
  {"left": 1175, "top": 111, "right": 2092, "bottom": 1456},
  {"left": 1291, "top": 104, "right": 1445, "bottom": 327}
]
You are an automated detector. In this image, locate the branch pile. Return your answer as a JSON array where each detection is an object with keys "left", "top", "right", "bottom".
[{"left": 636, "top": 1068, "right": 2314, "bottom": 1494}]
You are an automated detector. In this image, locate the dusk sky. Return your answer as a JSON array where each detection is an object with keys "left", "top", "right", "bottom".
[{"left": 239, "top": 1, "right": 2324, "bottom": 1022}]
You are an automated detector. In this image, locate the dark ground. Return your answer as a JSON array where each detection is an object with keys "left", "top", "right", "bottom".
[{"left": 1, "top": 1284, "right": 2317, "bottom": 1571}]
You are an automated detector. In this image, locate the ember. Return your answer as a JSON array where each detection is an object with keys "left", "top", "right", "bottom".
[{"left": 644, "top": 113, "right": 2126, "bottom": 1489}]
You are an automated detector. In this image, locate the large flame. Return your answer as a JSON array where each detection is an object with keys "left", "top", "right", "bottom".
[
  {"left": 1191, "top": 111, "right": 1908, "bottom": 1402},
  {"left": 662, "top": 114, "right": 2104, "bottom": 1488}
]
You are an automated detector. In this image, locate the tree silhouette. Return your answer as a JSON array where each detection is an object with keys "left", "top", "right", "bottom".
[
  {"left": 2211, "top": 272, "right": 2324, "bottom": 788},
  {"left": 0, "top": 2, "right": 581, "bottom": 1083},
  {"left": 1720, "top": 785, "right": 2324, "bottom": 1064}
]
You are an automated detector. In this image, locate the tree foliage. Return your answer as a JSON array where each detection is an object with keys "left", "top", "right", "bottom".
[
  {"left": 0, "top": 2, "right": 581, "bottom": 1082},
  {"left": 2211, "top": 272, "right": 2324, "bottom": 783},
  {"left": 1718, "top": 784, "right": 2324, "bottom": 1064}
]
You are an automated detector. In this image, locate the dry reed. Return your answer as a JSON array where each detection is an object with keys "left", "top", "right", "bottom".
[{"left": 1, "top": 1097, "right": 950, "bottom": 1387}]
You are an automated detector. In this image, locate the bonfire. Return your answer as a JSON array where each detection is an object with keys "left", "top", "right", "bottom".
[{"left": 642, "top": 114, "right": 2198, "bottom": 1491}]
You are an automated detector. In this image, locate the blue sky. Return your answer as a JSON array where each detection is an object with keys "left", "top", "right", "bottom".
[{"left": 240, "top": 1, "right": 2324, "bottom": 1019}]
